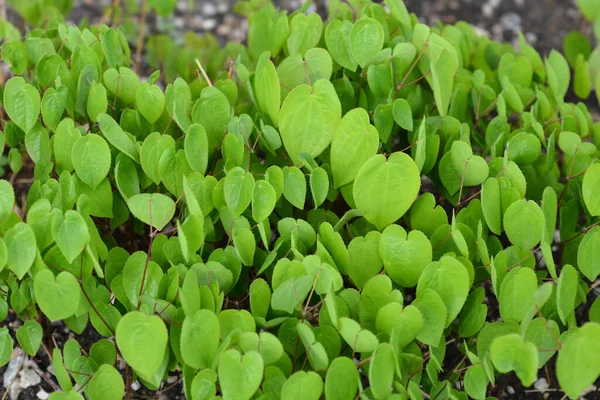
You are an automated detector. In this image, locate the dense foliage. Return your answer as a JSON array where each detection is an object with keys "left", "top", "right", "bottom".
[{"left": 1, "top": 0, "right": 600, "bottom": 399}]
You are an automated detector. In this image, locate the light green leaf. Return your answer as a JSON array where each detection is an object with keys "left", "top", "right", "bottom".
[
  {"left": 127, "top": 193, "right": 175, "bottom": 231},
  {"left": 72, "top": 134, "right": 111, "bottom": 190},
  {"left": 557, "top": 323, "right": 600, "bottom": 399},
  {"left": 279, "top": 79, "right": 341, "bottom": 164},
  {"left": 3, "top": 77, "right": 40, "bottom": 133},
  {"left": 116, "top": 312, "right": 168, "bottom": 380},
  {"left": 353, "top": 153, "right": 421, "bottom": 230},
  {"left": 283, "top": 166, "right": 306, "bottom": 210},
  {"left": 503, "top": 200, "right": 544, "bottom": 250},
  {"left": 349, "top": 18, "right": 384, "bottom": 68},
  {"left": 34, "top": 270, "right": 80, "bottom": 321},
  {"left": 330, "top": 108, "right": 379, "bottom": 188}
]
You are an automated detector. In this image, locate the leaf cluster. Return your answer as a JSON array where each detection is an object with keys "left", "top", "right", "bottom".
[{"left": 1, "top": 0, "right": 600, "bottom": 399}]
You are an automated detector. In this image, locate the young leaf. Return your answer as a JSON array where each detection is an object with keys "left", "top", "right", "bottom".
[
  {"left": 557, "top": 323, "right": 600, "bottom": 399},
  {"left": 353, "top": 153, "right": 421, "bottom": 230},
  {"left": 127, "top": 193, "right": 175, "bottom": 231},
  {"left": 34, "top": 270, "right": 80, "bottom": 321},
  {"left": 72, "top": 134, "right": 111, "bottom": 190},
  {"left": 115, "top": 312, "right": 168, "bottom": 380},
  {"left": 3, "top": 77, "right": 40, "bottom": 133},
  {"left": 279, "top": 80, "right": 341, "bottom": 164}
]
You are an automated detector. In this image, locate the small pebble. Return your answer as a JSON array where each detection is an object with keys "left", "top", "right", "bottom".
[
  {"left": 131, "top": 381, "right": 141, "bottom": 391},
  {"left": 202, "top": 2, "right": 218, "bottom": 17},
  {"left": 200, "top": 18, "right": 218, "bottom": 30},
  {"left": 216, "top": 2, "right": 230, "bottom": 13},
  {"left": 36, "top": 389, "right": 50, "bottom": 400},
  {"left": 500, "top": 12, "right": 522, "bottom": 32},
  {"left": 506, "top": 386, "right": 515, "bottom": 395},
  {"left": 534, "top": 378, "right": 550, "bottom": 392}
]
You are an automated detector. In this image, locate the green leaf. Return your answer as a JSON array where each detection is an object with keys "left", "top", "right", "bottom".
[
  {"left": 283, "top": 166, "right": 306, "bottom": 210},
  {"left": 16, "top": 320, "right": 43, "bottom": 356},
  {"left": 254, "top": 51, "right": 280, "bottom": 126},
  {"left": 392, "top": 98, "right": 413, "bottom": 131},
  {"left": 4, "top": 222, "right": 37, "bottom": 279},
  {"left": 185, "top": 124, "right": 209, "bottom": 175},
  {"left": 97, "top": 113, "right": 139, "bottom": 163},
  {"left": 281, "top": 371, "right": 323, "bottom": 400},
  {"left": 578, "top": 226, "right": 600, "bottom": 281},
  {"left": 141, "top": 132, "right": 175, "bottom": 185},
  {"left": 279, "top": 79, "right": 341, "bottom": 164},
  {"left": 450, "top": 141, "right": 489, "bottom": 187},
  {"left": 503, "top": 200, "right": 544, "bottom": 250},
  {"left": 430, "top": 50, "right": 456, "bottom": 116},
  {"left": 127, "top": 193, "right": 175, "bottom": 231},
  {"left": 233, "top": 228, "right": 256, "bottom": 266},
  {"left": 181, "top": 310, "right": 220, "bottom": 369},
  {"left": 0, "top": 179, "right": 15, "bottom": 227},
  {"left": 224, "top": 167, "right": 255, "bottom": 218},
  {"left": 325, "top": 20, "right": 357, "bottom": 71},
  {"left": 324, "top": 357, "right": 358, "bottom": 400},
  {"left": 337, "top": 317, "right": 378, "bottom": 353},
  {"left": 349, "top": 18, "right": 384, "bottom": 68},
  {"left": 252, "top": 180, "right": 276, "bottom": 222},
  {"left": 52, "top": 210, "right": 89, "bottom": 264},
  {"left": 88, "top": 365, "right": 124, "bottom": 400},
  {"left": 330, "top": 108, "right": 379, "bottom": 188},
  {"left": 557, "top": 323, "right": 600, "bottom": 399},
  {"left": 218, "top": 350, "right": 264, "bottom": 400},
  {"left": 376, "top": 303, "right": 423, "bottom": 348},
  {"left": 191, "top": 87, "right": 232, "bottom": 154},
  {"left": 499, "top": 267, "right": 537, "bottom": 323},
  {"left": 491, "top": 333, "right": 538, "bottom": 387},
  {"left": 87, "top": 82, "right": 107, "bottom": 123},
  {"left": 3, "top": 77, "right": 40, "bottom": 133},
  {"left": 348, "top": 232, "right": 383, "bottom": 289},
  {"left": 116, "top": 311, "right": 168, "bottom": 380},
  {"left": 416, "top": 255, "right": 469, "bottom": 326},
  {"left": 72, "top": 134, "right": 111, "bottom": 190},
  {"left": 0, "top": 328, "right": 14, "bottom": 368},
  {"left": 310, "top": 167, "right": 329, "bottom": 209},
  {"left": 42, "top": 86, "right": 68, "bottom": 131},
  {"left": 287, "top": 13, "right": 323, "bottom": 56},
  {"left": 583, "top": 163, "right": 600, "bottom": 216},
  {"left": 34, "top": 270, "right": 80, "bottom": 321},
  {"left": 557, "top": 264, "right": 578, "bottom": 325},
  {"left": 353, "top": 153, "right": 421, "bottom": 230},
  {"left": 413, "top": 288, "right": 447, "bottom": 346},
  {"left": 379, "top": 224, "right": 432, "bottom": 287},
  {"left": 48, "top": 392, "right": 84, "bottom": 400},
  {"left": 136, "top": 82, "right": 165, "bottom": 123},
  {"left": 369, "top": 343, "right": 395, "bottom": 400}
]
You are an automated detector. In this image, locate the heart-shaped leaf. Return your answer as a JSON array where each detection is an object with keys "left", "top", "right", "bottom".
[
  {"left": 557, "top": 322, "right": 600, "bottom": 399},
  {"left": 116, "top": 312, "right": 168, "bottom": 380},
  {"left": 376, "top": 303, "right": 423, "bottom": 348},
  {"left": 127, "top": 193, "right": 175, "bottom": 231},
  {"left": 52, "top": 210, "right": 89, "bottom": 264},
  {"left": 218, "top": 349, "right": 264, "bottom": 400},
  {"left": 353, "top": 153, "right": 421, "bottom": 230},
  {"left": 181, "top": 310, "right": 220, "bottom": 369},
  {"left": 281, "top": 371, "right": 323, "bottom": 400},
  {"left": 34, "top": 270, "right": 80, "bottom": 321},
  {"left": 490, "top": 333, "right": 538, "bottom": 387},
  {"left": 379, "top": 224, "right": 432, "bottom": 287}
]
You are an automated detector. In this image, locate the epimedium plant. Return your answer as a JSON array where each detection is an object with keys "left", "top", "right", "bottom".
[{"left": 0, "top": 0, "right": 600, "bottom": 399}]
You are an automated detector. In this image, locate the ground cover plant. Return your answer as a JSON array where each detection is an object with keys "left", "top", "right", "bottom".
[{"left": 1, "top": 0, "right": 600, "bottom": 398}]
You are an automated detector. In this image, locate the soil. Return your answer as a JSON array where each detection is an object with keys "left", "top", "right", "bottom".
[{"left": 1, "top": 0, "right": 599, "bottom": 399}]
